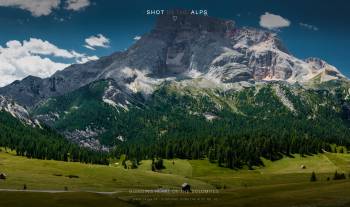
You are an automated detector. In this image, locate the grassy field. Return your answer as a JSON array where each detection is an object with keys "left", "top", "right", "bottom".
[
  {"left": 0, "top": 151, "right": 211, "bottom": 191},
  {"left": 1, "top": 150, "right": 350, "bottom": 207}
]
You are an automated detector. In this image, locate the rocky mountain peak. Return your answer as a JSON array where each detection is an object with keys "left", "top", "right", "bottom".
[
  {"left": 0, "top": 14, "right": 347, "bottom": 108},
  {"left": 305, "top": 57, "right": 328, "bottom": 69},
  {"left": 304, "top": 57, "right": 345, "bottom": 81}
]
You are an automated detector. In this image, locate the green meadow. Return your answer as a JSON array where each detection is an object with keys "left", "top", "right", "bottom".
[{"left": 1, "top": 150, "right": 350, "bottom": 207}]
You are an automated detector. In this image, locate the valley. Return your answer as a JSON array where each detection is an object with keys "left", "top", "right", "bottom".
[
  {"left": 1, "top": 14, "right": 350, "bottom": 171},
  {"left": 0, "top": 12, "right": 349, "bottom": 207},
  {"left": 1, "top": 150, "right": 350, "bottom": 206}
]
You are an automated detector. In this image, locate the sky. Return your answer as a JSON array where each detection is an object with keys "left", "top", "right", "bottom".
[{"left": 0, "top": 0, "right": 349, "bottom": 86}]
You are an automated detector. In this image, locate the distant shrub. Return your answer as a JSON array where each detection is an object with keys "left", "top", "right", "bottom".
[
  {"left": 66, "top": 175, "right": 79, "bottom": 179},
  {"left": 131, "top": 159, "right": 138, "bottom": 169},
  {"left": 333, "top": 171, "right": 346, "bottom": 180},
  {"left": 151, "top": 158, "right": 165, "bottom": 171},
  {"left": 310, "top": 171, "right": 317, "bottom": 182},
  {"left": 213, "top": 183, "right": 222, "bottom": 189},
  {"left": 123, "top": 160, "right": 138, "bottom": 169}
]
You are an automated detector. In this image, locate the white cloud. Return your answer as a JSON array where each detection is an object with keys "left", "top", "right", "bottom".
[
  {"left": 299, "top": 22, "right": 319, "bottom": 31},
  {"left": 19, "top": 38, "right": 77, "bottom": 58},
  {"left": 77, "top": 56, "right": 98, "bottom": 64},
  {"left": 133, "top": 36, "right": 141, "bottom": 41},
  {"left": 0, "top": 38, "right": 98, "bottom": 87},
  {"left": 259, "top": 12, "right": 290, "bottom": 30},
  {"left": 0, "top": 0, "right": 91, "bottom": 17},
  {"left": 65, "top": 0, "right": 90, "bottom": 11},
  {"left": 0, "top": 0, "right": 60, "bottom": 16},
  {"left": 84, "top": 34, "right": 110, "bottom": 50},
  {"left": 84, "top": 44, "right": 96, "bottom": 50}
]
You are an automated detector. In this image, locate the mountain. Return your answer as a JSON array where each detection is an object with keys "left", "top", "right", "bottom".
[
  {"left": 0, "top": 14, "right": 350, "bottom": 167},
  {"left": 0, "top": 95, "right": 38, "bottom": 126},
  {"left": 0, "top": 14, "right": 346, "bottom": 108}
]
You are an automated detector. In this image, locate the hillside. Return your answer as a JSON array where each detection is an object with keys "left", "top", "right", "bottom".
[
  {"left": 0, "top": 14, "right": 350, "bottom": 169},
  {"left": 0, "top": 110, "right": 109, "bottom": 164},
  {"left": 29, "top": 78, "right": 350, "bottom": 168},
  {"left": 0, "top": 150, "right": 350, "bottom": 190},
  {"left": 1, "top": 151, "right": 350, "bottom": 207}
]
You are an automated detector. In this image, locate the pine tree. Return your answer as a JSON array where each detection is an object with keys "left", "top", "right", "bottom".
[{"left": 310, "top": 171, "right": 317, "bottom": 182}]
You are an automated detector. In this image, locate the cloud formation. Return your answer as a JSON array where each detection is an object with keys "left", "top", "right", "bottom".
[
  {"left": 0, "top": 38, "right": 98, "bottom": 87},
  {"left": 0, "top": 0, "right": 91, "bottom": 16},
  {"left": 0, "top": 0, "right": 60, "bottom": 17},
  {"left": 84, "top": 34, "right": 110, "bottom": 50},
  {"left": 299, "top": 22, "right": 319, "bottom": 31},
  {"left": 65, "top": 0, "right": 90, "bottom": 11},
  {"left": 259, "top": 12, "right": 290, "bottom": 30},
  {"left": 133, "top": 36, "right": 141, "bottom": 41}
]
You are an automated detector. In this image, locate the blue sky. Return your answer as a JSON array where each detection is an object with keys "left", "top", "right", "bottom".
[{"left": 0, "top": 0, "right": 349, "bottom": 86}]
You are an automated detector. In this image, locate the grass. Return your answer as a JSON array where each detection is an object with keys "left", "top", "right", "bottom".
[
  {"left": 324, "top": 153, "right": 350, "bottom": 172},
  {"left": 0, "top": 151, "right": 211, "bottom": 191},
  {"left": 0, "top": 192, "right": 135, "bottom": 207},
  {"left": 126, "top": 181, "right": 350, "bottom": 207},
  {"left": 1, "top": 151, "right": 350, "bottom": 206},
  {"left": 187, "top": 154, "right": 350, "bottom": 188},
  {"left": 2, "top": 181, "right": 350, "bottom": 207},
  {"left": 161, "top": 159, "right": 193, "bottom": 177},
  {"left": 260, "top": 154, "right": 339, "bottom": 174}
]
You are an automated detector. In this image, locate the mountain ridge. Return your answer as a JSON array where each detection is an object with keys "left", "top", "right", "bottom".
[
  {"left": 0, "top": 14, "right": 350, "bottom": 168},
  {"left": 0, "top": 14, "right": 347, "bottom": 108}
]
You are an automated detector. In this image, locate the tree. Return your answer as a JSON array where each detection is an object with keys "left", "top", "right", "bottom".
[
  {"left": 310, "top": 171, "right": 317, "bottom": 182},
  {"left": 131, "top": 159, "right": 138, "bottom": 169},
  {"left": 208, "top": 148, "right": 216, "bottom": 163},
  {"left": 151, "top": 158, "right": 165, "bottom": 171},
  {"left": 333, "top": 171, "right": 346, "bottom": 180}
]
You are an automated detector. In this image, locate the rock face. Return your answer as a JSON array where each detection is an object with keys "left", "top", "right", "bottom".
[
  {"left": 0, "top": 95, "right": 38, "bottom": 126},
  {"left": 0, "top": 14, "right": 346, "bottom": 108}
]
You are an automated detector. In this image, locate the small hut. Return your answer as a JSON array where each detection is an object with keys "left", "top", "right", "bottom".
[
  {"left": 181, "top": 183, "right": 191, "bottom": 192},
  {"left": 0, "top": 173, "right": 7, "bottom": 180}
]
